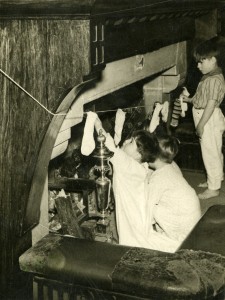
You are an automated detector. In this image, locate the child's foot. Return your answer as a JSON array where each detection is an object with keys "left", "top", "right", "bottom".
[
  {"left": 198, "top": 182, "right": 208, "bottom": 188},
  {"left": 198, "top": 189, "right": 219, "bottom": 200}
]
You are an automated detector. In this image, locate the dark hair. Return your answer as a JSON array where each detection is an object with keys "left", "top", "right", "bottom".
[
  {"left": 132, "top": 130, "right": 159, "bottom": 163},
  {"left": 157, "top": 134, "right": 179, "bottom": 163},
  {"left": 194, "top": 36, "right": 225, "bottom": 70}
]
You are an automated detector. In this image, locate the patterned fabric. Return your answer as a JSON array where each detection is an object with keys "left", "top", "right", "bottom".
[
  {"left": 170, "top": 99, "right": 182, "bottom": 127},
  {"left": 192, "top": 69, "right": 225, "bottom": 109}
]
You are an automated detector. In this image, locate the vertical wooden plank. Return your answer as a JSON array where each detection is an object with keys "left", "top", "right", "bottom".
[
  {"left": 47, "top": 20, "right": 90, "bottom": 106},
  {"left": 0, "top": 18, "right": 92, "bottom": 293},
  {"left": 0, "top": 19, "right": 48, "bottom": 292},
  {"left": 22, "top": 19, "right": 92, "bottom": 234}
]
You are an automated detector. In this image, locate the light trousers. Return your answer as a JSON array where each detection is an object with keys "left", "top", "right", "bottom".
[{"left": 192, "top": 107, "right": 225, "bottom": 190}]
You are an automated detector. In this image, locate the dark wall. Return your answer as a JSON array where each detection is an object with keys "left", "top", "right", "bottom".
[{"left": 0, "top": 18, "right": 91, "bottom": 295}]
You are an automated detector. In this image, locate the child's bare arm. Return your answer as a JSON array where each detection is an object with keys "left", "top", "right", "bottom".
[
  {"left": 182, "top": 96, "right": 193, "bottom": 103},
  {"left": 196, "top": 100, "right": 216, "bottom": 137}
]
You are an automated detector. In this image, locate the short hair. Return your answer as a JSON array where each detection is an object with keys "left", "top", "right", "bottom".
[
  {"left": 193, "top": 36, "right": 225, "bottom": 69},
  {"left": 157, "top": 134, "right": 179, "bottom": 163},
  {"left": 132, "top": 130, "right": 159, "bottom": 163}
]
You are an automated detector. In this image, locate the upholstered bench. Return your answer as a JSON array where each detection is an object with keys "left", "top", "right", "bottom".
[
  {"left": 19, "top": 205, "right": 225, "bottom": 300},
  {"left": 180, "top": 204, "right": 225, "bottom": 256}
]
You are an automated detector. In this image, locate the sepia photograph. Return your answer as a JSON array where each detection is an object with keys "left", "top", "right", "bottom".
[{"left": 1, "top": 0, "right": 225, "bottom": 299}]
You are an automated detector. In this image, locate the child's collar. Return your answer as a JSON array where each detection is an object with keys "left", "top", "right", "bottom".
[{"left": 201, "top": 67, "right": 222, "bottom": 81}]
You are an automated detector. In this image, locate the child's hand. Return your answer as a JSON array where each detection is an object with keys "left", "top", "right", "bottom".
[
  {"left": 95, "top": 117, "right": 107, "bottom": 135},
  {"left": 182, "top": 87, "right": 190, "bottom": 97},
  {"left": 180, "top": 87, "right": 191, "bottom": 103},
  {"left": 180, "top": 95, "right": 189, "bottom": 102},
  {"left": 105, "top": 133, "right": 116, "bottom": 152}
]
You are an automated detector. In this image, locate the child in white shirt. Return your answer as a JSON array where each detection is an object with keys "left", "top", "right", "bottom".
[{"left": 106, "top": 131, "right": 201, "bottom": 253}]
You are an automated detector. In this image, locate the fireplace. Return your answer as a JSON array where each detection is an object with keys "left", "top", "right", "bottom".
[
  {"left": 30, "top": 40, "right": 189, "bottom": 244},
  {"left": 17, "top": 1, "right": 219, "bottom": 243}
]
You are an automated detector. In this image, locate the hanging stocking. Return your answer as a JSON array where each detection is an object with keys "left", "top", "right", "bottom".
[
  {"left": 180, "top": 98, "right": 188, "bottom": 117},
  {"left": 114, "top": 109, "right": 126, "bottom": 146},
  {"left": 170, "top": 99, "right": 182, "bottom": 127},
  {"left": 149, "top": 102, "right": 163, "bottom": 133},
  {"left": 81, "top": 111, "right": 97, "bottom": 156},
  {"left": 161, "top": 101, "right": 169, "bottom": 122},
  {"left": 180, "top": 87, "right": 190, "bottom": 117}
]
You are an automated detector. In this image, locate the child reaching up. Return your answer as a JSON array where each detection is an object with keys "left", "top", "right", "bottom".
[
  {"left": 105, "top": 131, "right": 201, "bottom": 253},
  {"left": 105, "top": 130, "right": 155, "bottom": 248}
]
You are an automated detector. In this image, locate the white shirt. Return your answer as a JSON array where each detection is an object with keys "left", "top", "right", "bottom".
[
  {"left": 111, "top": 150, "right": 201, "bottom": 253},
  {"left": 144, "top": 163, "right": 201, "bottom": 252},
  {"left": 110, "top": 148, "right": 150, "bottom": 247}
]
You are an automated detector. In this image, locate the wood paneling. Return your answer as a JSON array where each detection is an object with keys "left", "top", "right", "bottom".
[
  {"left": 0, "top": 19, "right": 47, "bottom": 292},
  {"left": 0, "top": 18, "right": 91, "bottom": 293}
]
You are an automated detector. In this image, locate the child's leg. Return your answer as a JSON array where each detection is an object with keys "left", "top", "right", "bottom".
[
  {"left": 196, "top": 109, "right": 224, "bottom": 198},
  {"left": 202, "top": 109, "right": 224, "bottom": 188},
  {"left": 192, "top": 109, "right": 208, "bottom": 187},
  {"left": 193, "top": 108, "right": 224, "bottom": 199}
]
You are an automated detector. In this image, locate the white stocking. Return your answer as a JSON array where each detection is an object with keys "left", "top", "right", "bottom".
[
  {"left": 114, "top": 109, "right": 126, "bottom": 146},
  {"left": 161, "top": 101, "right": 169, "bottom": 122},
  {"left": 180, "top": 98, "right": 188, "bottom": 117},
  {"left": 81, "top": 111, "right": 97, "bottom": 156},
  {"left": 180, "top": 87, "right": 190, "bottom": 117},
  {"left": 149, "top": 103, "right": 162, "bottom": 133}
]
